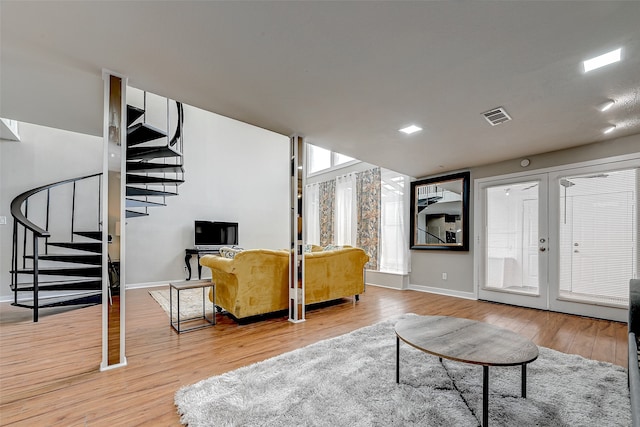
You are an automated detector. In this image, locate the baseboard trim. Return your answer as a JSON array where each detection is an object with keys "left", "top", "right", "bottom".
[
  {"left": 407, "top": 284, "right": 476, "bottom": 300},
  {"left": 365, "top": 270, "right": 408, "bottom": 290}
]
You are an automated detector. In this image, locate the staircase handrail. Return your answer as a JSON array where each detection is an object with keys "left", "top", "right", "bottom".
[{"left": 10, "top": 172, "right": 103, "bottom": 237}]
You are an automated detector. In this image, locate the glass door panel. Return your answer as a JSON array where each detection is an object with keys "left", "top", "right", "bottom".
[
  {"left": 552, "top": 168, "right": 637, "bottom": 315},
  {"left": 477, "top": 175, "right": 548, "bottom": 310}
]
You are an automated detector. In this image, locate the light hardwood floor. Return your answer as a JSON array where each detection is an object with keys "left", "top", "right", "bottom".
[{"left": 0, "top": 285, "right": 628, "bottom": 426}]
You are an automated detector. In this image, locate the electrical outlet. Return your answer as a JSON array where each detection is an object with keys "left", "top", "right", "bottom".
[
  {"left": 0, "top": 216, "right": 6, "bottom": 225},
  {"left": 442, "top": 272, "right": 447, "bottom": 280}
]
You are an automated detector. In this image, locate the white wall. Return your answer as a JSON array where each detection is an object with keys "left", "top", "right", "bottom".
[
  {"left": 0, "top": 103, "right": 290, "bottom": 298},
  {"left": 0, "top": 123, "right": 103, "bottom": 300},
  {"left": 409, "top": 133, "right": 640, "bottom": 297},
  {"left": 124, "top": 104, "right": 289, "bottom": 286}
]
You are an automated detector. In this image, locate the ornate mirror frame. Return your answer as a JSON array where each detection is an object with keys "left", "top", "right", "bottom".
[{"left": 410, "top": 171, "right": 470, "bottom": 251}]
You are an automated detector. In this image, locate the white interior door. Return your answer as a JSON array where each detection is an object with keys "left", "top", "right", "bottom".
[{"left": 476, "top": 174, "right": 549, "bottom": 310}]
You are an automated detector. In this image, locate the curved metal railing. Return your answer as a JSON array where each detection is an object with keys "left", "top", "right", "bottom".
[{"left": 10, "top": 173, "right": 102, "bottom": 321}]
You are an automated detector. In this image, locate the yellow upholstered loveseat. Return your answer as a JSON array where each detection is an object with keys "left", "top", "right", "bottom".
[{"left": 199, "top": 246, "right": 369, "bottom": 321}]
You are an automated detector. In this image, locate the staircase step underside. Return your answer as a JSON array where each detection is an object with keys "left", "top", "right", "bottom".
[
  {"left": 12, "top": 292, "right": 102, "bottom": 309},
  {"left": 46, "top": 242, "right": 102, "bottom": 253},
  {"left": 126, "top": 174, "right": 184, "bottom": 186},
  {"left": 127, "top": 123, "right": 167, "bottom": 146},
  {"left": 127, "top": 162, "right": 184, "bottom": 174},
  {"left": 73, "top": 231, "right": 102, "bottom": 241},
  {"left": 127, "top": 145, "right": 182, "bottom": 161},
  {"left": 126, "top": 210, "right": 149, "bottom": 218},
  {"left": 127, "top": 105, "right": 145, "bottom": 127},
  {"left": 125, "top": 198, "right": 166, "bottom": 208},
  {"left": 12, "top": 279, "right": 102, "bottom": 292},
  {"left": 126, "top": 186, "right": 177, "bottom": 197},
  {"left": 12, "top": 267, "right": 102, "bottom": 277},
  {"left": 24, "top": 254, "right": 102, "bottom": 265}
]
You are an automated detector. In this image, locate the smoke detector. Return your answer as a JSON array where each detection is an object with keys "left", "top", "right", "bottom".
[{"left": 482, "top": 107, "right": 512, "bottom": 126}]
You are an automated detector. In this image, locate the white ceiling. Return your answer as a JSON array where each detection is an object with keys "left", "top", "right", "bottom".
[{"left": 1, "top": 1, "right": 639, "bottom": 178}]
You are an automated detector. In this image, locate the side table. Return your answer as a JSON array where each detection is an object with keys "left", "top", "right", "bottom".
[{"left": 169, "top": 279, "right": 216, "bottom": 333}]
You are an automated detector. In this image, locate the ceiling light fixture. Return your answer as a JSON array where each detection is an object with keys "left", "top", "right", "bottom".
[
  {"left": 399, "top": 125, "right": 422, "bottom": 135},
  {"left": 583, "top": 48, "right": 622, "bottom": 73},
  {"left": 598, "top": 100, "right": 615, "bottom": 112},
  {"left": 603, "top": 125, "right": 616, "bottom": 134}
]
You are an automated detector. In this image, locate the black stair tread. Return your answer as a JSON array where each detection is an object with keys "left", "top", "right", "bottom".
[
  {"left": 73, "top": 231, "right": 102, "bottom": 241},
  {"left": 126, "top": 174, "right": 184, "bottom": 186},
  {"left": 12, "top": 279, "right": 102, "bottom": 292},
  {"left": 126, "top": 162, "right": 184, "bottom": 174},
  {"left": 127, "top": 145, "right": 182, "bottom": 161},
  {"left": 12, "top": 292, "right": 102, "bottom": 309},
  {"left": 126, "top": 210, "right": 149, "bottom": 218},
  {"left": 127, "top": 105, "right": 144, "bottom": 127},
  {"left": 12, "top": 266, "right": 102, "bottom": 277},
  {"left": 46, "top": 242, "right": 102, "bottom": 253},
  {"left": 127, "top": 123, "right": 167, "bottom": 146},
  {"left": 126, "top": 187, "right": 178, "bottom": 197},
  {"left": 125, "top": 198, "right": 166, "bottom": 208},
  {"left": 24, "top": 254, "right": 102, "bottom": 265}
]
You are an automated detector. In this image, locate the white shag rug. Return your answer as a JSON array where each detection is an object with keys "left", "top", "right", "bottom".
[
  {"left": 175, "top": 314, "right": 631, "bottom": 426},
  {"left": 149, "top": 287, "right": 214, "bottom": 322}
]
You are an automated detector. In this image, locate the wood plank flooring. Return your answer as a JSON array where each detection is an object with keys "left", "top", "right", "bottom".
[{"left": 0, "top": 285, "right": 629, "bottom": 426}]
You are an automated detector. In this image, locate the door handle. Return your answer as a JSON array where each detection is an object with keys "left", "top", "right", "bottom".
[{"left": 539, "top": 247, "right": 546, "bottom": 252}]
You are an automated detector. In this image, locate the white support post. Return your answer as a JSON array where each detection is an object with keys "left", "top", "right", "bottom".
[
  {"left": 289, "top": 135, "right": 306, "bottom": 323},
  {"left": 101, "top": 70, "right": 128, "bottom": 371}
]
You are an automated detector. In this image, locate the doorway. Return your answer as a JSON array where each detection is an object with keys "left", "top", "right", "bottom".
[{"left": 475, "top": 158, "right": 638, "bottom": 321}]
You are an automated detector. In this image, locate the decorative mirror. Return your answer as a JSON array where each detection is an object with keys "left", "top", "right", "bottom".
[{"left": 410, "top": 171, "right": 470, "bottom": 251}]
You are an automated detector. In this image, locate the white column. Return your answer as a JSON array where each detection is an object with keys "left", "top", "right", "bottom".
[{"left": 289, "top": 135, "right": 305, "bottom": 322}]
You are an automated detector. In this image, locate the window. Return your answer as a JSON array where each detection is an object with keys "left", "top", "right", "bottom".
[
  {"left": 307, "top": 144, "right": 357, "bottom": 175},
  {"left": 305, "top": 167, "right": 409, "bottom": 274},
  {"left": 308, "top": 145, "right": 331, "bottom": 174},
  {"left": 380, "top": 170, "right": 410, "bottom": 273}
]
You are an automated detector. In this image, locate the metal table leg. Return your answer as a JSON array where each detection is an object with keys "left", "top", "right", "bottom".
[
  {"left": 396, "top": 336, "right": 400, "bottom": 383},
  {"left": 483, "top": 365, "right": 489, "bottom": 426}
]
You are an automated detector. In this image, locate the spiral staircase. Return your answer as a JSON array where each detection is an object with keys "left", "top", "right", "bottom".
[{"left": 9, "top": 95, "right": 184, "bottom": 321}]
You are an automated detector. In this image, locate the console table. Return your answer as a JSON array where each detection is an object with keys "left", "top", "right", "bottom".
[{"left": 184, "top": 248, "right": 219, "bottom": 280}]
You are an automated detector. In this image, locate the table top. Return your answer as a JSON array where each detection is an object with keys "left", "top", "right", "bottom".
[
  {"left": 170, "top": 279, "right": 212, "bottom": 291},
  {"left": 185, "top": 248, "right": 220, "bottom": 255},
  {"left": 395, "top": 315, "right": 539, "bottom": 367}
]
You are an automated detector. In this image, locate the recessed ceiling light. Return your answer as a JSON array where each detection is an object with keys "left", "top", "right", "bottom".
[
  {"left": 399, "top": 125, "right": 422, "bottom": 135},
  {"left": 583, "top": 48, "right": 622, "bottom": 73},
  {"left": 598, "top": 100, "right": 615, "bottom": 112},
  {"left": 603, "top": 125, "right": 616, "bottom": 134}
]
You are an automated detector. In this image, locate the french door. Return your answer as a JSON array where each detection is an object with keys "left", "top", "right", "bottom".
[
  {"left": 476, "top": 159, "right": 639, "bottom": 322},
  {"left": 477, "top": 174, "right": 550, "bottom": 310}
]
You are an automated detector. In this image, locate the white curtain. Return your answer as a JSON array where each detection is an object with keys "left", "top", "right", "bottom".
[
  {"left": 334, "top": 173, "right": 357, "bottom": 246},
  {"left": 305, "top": 183, "right": 320, "bottom": 245},
  {"left": 379, "top": 169, "right": 410, "bottom": 274}
]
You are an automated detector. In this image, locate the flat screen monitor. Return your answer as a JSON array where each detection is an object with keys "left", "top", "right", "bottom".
[{"left": 194, "top": 221, "right": 238, "bottom": 248}]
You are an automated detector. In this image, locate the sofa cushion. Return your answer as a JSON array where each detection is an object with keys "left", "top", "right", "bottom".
[
  {"left": 323, "top": 244, "right": 343, "bottom": 251},
  {"left": 219, "top": 246, "right": 244, "bottom": 259}
]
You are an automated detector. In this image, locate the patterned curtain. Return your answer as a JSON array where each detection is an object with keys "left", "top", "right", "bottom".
[
  {"left": 356, "top": 168, "right": 381, "bottom": 270},
  {"left": 319, "top": 180, "right": 335, "bottom": 246}
]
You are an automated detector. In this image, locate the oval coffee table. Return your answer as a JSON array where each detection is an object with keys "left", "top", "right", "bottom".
[{"left": 395, "top": 315, "right": 539, "bottom": 426}]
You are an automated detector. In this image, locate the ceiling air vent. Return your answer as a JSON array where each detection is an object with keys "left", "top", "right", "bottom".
[{"left": 482, "top": 107, "right": 512, "bottom": 126}]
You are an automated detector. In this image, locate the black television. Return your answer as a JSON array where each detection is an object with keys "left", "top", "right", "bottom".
[{"left": 194, "top": 221, "right": 238, "bottom": 249}]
